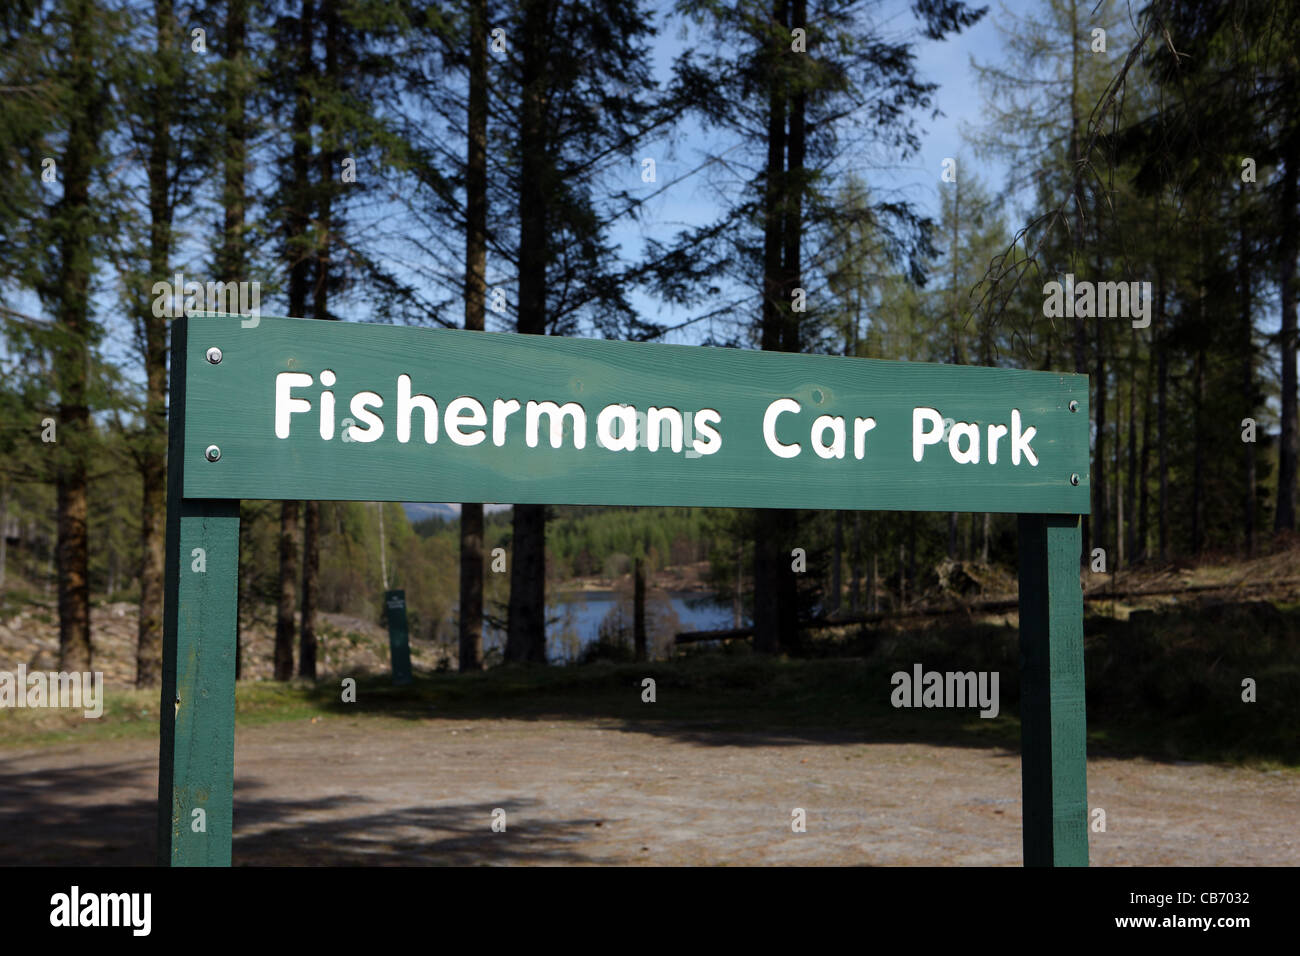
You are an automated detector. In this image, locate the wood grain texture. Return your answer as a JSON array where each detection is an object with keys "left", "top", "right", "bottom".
[
  {"left": 1017, "top": 513, "right": 1089, "bottom": 867},
  {"left": 158, "top": 317, "right": 240, "bottom": 866},
  {"left": 180, "top": 314, "right": 1091, "bottom": 514}
]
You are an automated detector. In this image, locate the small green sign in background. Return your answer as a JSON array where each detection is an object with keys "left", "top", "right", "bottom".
[{"left": 384, "top": 589, "right": 413, "bottom": 686}]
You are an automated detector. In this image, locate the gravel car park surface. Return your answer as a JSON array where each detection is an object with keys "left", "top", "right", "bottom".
[{"left": 2, "top": 716, "right": 1295, "bottom": 865}]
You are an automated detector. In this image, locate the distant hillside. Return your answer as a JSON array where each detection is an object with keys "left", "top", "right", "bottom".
[
  {"left": 402, "top": 502, "right": 459, "bottom": 523},
  {"left": 401, "top": 502, "right": 512, "bottom": 523}
]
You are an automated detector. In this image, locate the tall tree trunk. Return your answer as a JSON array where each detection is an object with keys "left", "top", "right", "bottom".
[
  {"left": 1114, "top": 398, "right": 1123, "bottom": 568},
  {"left": 870, "top": 524, "right": 878, "bottom": 613},
  {"left": 752, "top": 0, "right": 789, "bottom": 656},
  {"left": 896, "top": 539, "right": 905, "bottom": 608},
  {"left": 1238, "top": 187, "right": 1256, "bottom": 554},
  {"left": 1275, "top": 133, "right": 1298, "bottom": 531},
  {"left": 0, "top": 483, "right": 8, "bottom": 591},
  {"left": 134, "top": 0, "right": 176, "bottom": 689},
  {"left": 633, "top": 556, "right": 646, "bottom": 661},
  {"left": 1138, "top": 348, "right": 1152, "bottom": 561},
  {"left": 235, "top": 510, "right": 244, "bottom": 679},
  {"left": 275, "top": 0, "right": 314, "bottom": 680},
  {"left": 776, "top": 0, "right": 805, "bottom": 649},
  {"left": 459, "top": 505, "right": 484, "bottom": 667},
  {"left": 948, "top": 175, "right": 962, "bottom": 563},
  {"left": 218, "top": 0, "right": 247, "bottom": 283},
  {"left": 1192, "top": 343, "right": 1205, "bottom": 554},
  {"left": 752, "top": 520, "right": 779, "bottom": 652},
  {"left": 1068, "top": 0, "right": 1090, "bottom": 562},
  {"left": 783, "top": 0, "right": 805, "bottom": 357},
  {"left": 1156, "top": 273, "right": 1168, "bottom": 560},
  {"left": 1191, "top": 224, "right": 1206, "bottom": 555},
  {"left": 1125, "top": 334, "right": 1138, "bottom": 562},
  {"left": 459, "top": 0, "right": 488, "bottom": 672},
  {"left": 980, "top": 324, "right": 993, "bottom": 564},
  {"left": 906, "top": 513, "right": 916, "bottom": 605},
  {"left": 1093, "top": 275, "right": 1108, "bottom": 567},
  {"left": 275, "top": 501, "right": 299, "bottom": 680},
  {"left": 831, "top": 511, "right": 842, "bottom": 617},
  {"left": 52, "top": 0, "right": 102, "bottom": 673},
  {"left": 849, "top": 513, "right": 860, "bottom": 614},
  {"left": 299, "top": 501, "right": 319, "bottom": 677},
  {"left": 298, "top": 0, "right": 341, "bottom": 681},
  {"left": 505, "top": 0, "right": 552, "bottom": 665},
  {"left": 505, "top": 504, "right": 547, "bottom": 662},
  {"left": 220, "top": 0, "right": 248, "bottom": 681},
  {"left": 732, "top": 542, "right": 742, "bottom": 628}
]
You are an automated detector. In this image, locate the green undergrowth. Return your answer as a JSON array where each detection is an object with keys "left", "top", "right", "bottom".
[{"left": 2, "top": 599, "right": 1295, "bottom": 768}]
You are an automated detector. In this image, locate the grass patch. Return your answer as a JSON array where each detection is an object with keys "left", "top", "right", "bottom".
[
  {"left": 0, "top": 656, "right": 1014, "bottom": 752},
  {"left": 3, "top": 599, "right": 1296, "bottom": 768}
]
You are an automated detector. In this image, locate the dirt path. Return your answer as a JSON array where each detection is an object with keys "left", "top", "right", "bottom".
[{"left": 1, "top": 717, "right": 1296, "bottom": 865}]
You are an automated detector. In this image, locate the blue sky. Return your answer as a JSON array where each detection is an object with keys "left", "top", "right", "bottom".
[
  {"left": 2, "top": 1, "right": 1011, "bottom": 362},
  {"left": 608, "top": 0, "right": 1011, "bottom": 347}
]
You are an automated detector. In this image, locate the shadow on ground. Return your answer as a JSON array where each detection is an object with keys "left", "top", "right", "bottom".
[{"left": 0, "top": 757, "right": 612, "bottom": 865}]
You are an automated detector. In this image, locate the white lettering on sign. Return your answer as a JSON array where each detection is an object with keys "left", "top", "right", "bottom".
[
  {"left": 646, "top": 406, "right": 683, "bottom": 453},
  {"left": 912, "top": 407, "right": 1037, "bottom": 466},
  {"left": 271, "top": 375, "right": 1046, "bottom": 469},
  {"left": 492, "top": 399, "right": 521, "bottom": 446},
  {"left": 526, "top": 401, "right": 585, "bottom": 449},
  {"left": 912, "top": 407, "right": 944, "bottom": 460},
  {"left": 597, "top": 403, "right": 638, "bottom": 451},
  {"left": 692, "top": 409, "right": 722, "bottom": 455},
  {"left": 347, "top": 391, "right": 384, "bottom": 442},
  {"left": 446, "top": 396, "right": 488, "bottom": 446},
  {"left": 275, "top": 372, "right": 313, "bottom": 438},
  {"left": 397, "top": 374, "right": 437, "bottom": 443},
  {"left": 763, "top": 398, "right": 802, "bottom": 458}
]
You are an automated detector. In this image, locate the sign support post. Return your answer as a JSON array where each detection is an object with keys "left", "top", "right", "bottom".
[
  {"left": 1017, "top": 513, "right": 1088, "bottom": 866},
  {"left": 157, "top": 317, "right": 240, "bottom": 866}
]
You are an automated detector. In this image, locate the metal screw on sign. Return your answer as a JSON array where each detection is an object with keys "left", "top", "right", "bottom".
[
  {"left": 206, "top": 347, "right": 223, "bottom": 365},
  {"left": 1068, "top": 400, "right": 1079, "bottom": 412},
  {"left": 1070, "top": 473, "right": 1080, "bottom": 486},
  {"left": 205, "top": 445, "right": 221, "bottom": 462}
]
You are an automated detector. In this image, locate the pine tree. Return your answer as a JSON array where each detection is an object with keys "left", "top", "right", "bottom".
[
  {"left": 268, "top": 0, "right": 317, "bottom": 680},
  {"left": 15, "top": 0, "right": 126, "bottom": 670},
  {"left": 119, "top": 0, "right": 209, "bottom": 687},
  {"left": 671, "top": 0, "right": 984, "bottom": 650},
  {"left": 459, "top": 0, "right": 489, "bottom": 672}
]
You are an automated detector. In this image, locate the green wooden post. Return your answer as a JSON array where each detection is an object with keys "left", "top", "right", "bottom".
[
  {"left": 384, "top": 589, "right": 413, "bottom": 686},
  {"left": 1017, "top": 513, "right": 1088, "bottom": 866},
  {"left": 157, "top": 316, "right": 240, "bottom": 866}
]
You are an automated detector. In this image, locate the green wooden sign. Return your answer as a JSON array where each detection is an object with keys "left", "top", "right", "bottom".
[
  {"left": 179, "top": 314, "right": 1089, "bottom": 512},
  {"left": 158, "top": 313, "right": 1091, "bottom": 868},
  {"left": 384, "top": 589, "right": 413, "bottom": 686}
]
